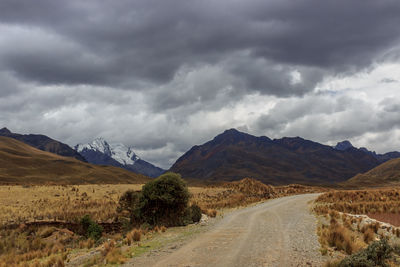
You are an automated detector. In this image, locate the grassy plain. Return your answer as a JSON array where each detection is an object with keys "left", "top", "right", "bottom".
[
  {"left": 0, "top": 179, "right": 323, "bottom": 226},
  {"left": 0, "top": 179, "right": 324, "bottom": 266}
]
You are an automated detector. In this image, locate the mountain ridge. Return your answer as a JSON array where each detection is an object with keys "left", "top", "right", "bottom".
[
  {"left": 170, "top": 129, "right": 392, "bottom": 185},
  {"left": 0, "top": 136, "right": 149, "bottom": 184},
  {"left": 0, "top": 127, "right": 86, "bottom": 162},
  {"left": 333, "top": 139, "right": 400, "bottom": 163}
]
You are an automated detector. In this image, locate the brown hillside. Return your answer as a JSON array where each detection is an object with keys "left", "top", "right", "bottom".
[
  {"left": 224, "top": 178, "right": 275, "bottom": 198},
  {"left": 0, "top": 136, "right": 150, "bottom": 184},
  {"left": 344, "top": 158, "right": 400, "bottom": 187}
]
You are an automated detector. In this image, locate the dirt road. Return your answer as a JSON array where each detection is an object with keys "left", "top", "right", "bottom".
[{"left": 127, "top": 193, "right": 325, "bottom": 267}]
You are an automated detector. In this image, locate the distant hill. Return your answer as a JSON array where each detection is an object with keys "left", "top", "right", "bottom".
[
  {"left": 75, "top": 138, "right": 165, "bottom": 177},
  {"left": 0, "top": 127, "right": 86, "bottom": 162},
  {"left": 0, "top": 136, "right": 150, "bottom": 184},
  {"left": 333, "top": 140, "right": 400, "bottom": 163},
  {"left": 170, "top": 129, "right": 381, "bottom": 185},
  {"left": 343, "top": 158, "right": 400, "bottom": 187}
]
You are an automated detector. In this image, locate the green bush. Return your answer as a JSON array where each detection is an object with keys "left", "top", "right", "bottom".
[
  {"left": 117, "top": 172, "right": 191, "bottom": 226},
  {"left": 140, "top": 172, "right": 190, "bottom": 226},
  {"left": 87, "top": 222, "right": 103, "bottom": 240},
  {"left": 181, "top": 204, "right": 203, "bottom": 225},
  {"left": 80, "top": 215, "right": 103, "bottom": 240},
  {"left": 338, "top": 239, "right": 392, "bottom": 267},
  {"left": 190, "top": 204, "right": 202, "bottom": 223}
]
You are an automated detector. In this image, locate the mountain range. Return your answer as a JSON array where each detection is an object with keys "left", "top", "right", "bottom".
[
  {"left": 0, "top": 127, "right": 86, "bottom": 162},
  {"left": 0, "top": 128, "right": 165, "bottom": 178},
  {"left": 75, "top": 138, "right": 165, "bottom": 178},
  {"left": 2, "top": 126, "right": 400, "bottom": 186},
  {"left": 170, "top": 129, "right": 400, "bottom": 185},
  {"left": 0, "top": 136, "right": 149, "bottom": 184}
]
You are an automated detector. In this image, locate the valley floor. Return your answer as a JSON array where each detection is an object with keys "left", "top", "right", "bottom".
[{"left": 124, "top": 193, "right": 325, "bottom": 267}]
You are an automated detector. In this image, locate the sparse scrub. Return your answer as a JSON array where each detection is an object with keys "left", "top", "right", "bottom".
[
  {"left": 363, "top": 228, "right": 375, "bottom": 243},
  {"left": 80, "top": 215, "right": 103, "bottom": 240},
  {"left": 337, "top": 239, "right": 392, "bottom": 267},
  {"left": 324, "top": 260, "right": 341, "bottom": 267},
  {"left": 315, "top": 189, "right": 400, "bottom": 219},
  {"left": 125, "top": 229, "right": 140, "bottom": 245},
  {"left": 319, "top": 221, "right": 363, "bottom": 255},
  {"left": 131, "top": 229, "right": 141, "bottom": 241},
  {"left": 79, "top": 238, "right": 94, "bottom": 249},
  {"left": 316, "top": 188, "right": 400, "bottom": 266},
  {"left": 105, "top": 246, "right": 126, "bottom": 264}
]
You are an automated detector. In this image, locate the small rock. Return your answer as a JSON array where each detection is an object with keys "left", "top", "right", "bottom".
[{"left": 200, "top": 214, "right": 209, "bottom": 226}]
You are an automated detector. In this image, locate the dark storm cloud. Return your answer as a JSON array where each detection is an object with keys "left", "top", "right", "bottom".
[
  {"left": 1, "top": 0, "right": 400, "bottom": 168},
  {"left": 1, "top": 0, "right": 400, "bottom": 97}
]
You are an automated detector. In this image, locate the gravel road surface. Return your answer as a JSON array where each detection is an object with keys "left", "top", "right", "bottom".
[{"left": 127, "top": 193, "right": 325, "bottom": 267}]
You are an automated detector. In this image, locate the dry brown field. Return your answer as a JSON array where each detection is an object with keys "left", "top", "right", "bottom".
[
  {"left": 0, "top": 179, "right": 325, "bottom": 266},
  {"left": 314, "top": 188, "right": 400, "bottom": 266},
  {"left": 314, "top": 188, "right": 400, "bottom": 219},
  {"left": 0, "top": 179, "right": 323, "bottom": 226}
]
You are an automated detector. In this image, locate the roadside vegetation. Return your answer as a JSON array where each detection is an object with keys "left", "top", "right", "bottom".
[
  {"left": 314, "top": 189, "right": 400, "bottom": 266},
  {"left": 0, "top": 175, "right": 324, "bottom": 266}
]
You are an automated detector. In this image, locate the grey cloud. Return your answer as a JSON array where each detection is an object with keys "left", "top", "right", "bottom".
[
  {"left": 0, "top": 0, "right": 399, "bottom": 93},
  {"left": 1, "top": 0, "right": 400, "bottom": 168},
  {"left": 253, "top": 94, "right": 400, "bottom": 146},
  {"left": 380, "top": 78, "right": 398, "bottom": 83}
]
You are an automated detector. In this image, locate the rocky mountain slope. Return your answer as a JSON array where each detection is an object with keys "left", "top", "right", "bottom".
[
  {"left": 75, "top": 138, "right": 164, "bottom": 178},
  {"left": 334, "top": 140, "right": 400, "bottom": 163},
  {"left": 0, "top": 127, "right": 86, "bottom": 162},
  {"left": 0, "top": 136, "right": 149, "bottom": 184},
  {"left": 170, "top": 129, "right": 383, "bottom": 185}
]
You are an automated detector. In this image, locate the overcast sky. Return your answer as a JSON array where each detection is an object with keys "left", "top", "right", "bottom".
[{"left": 1, "top": 0, "right": 400, "bottom": 169}]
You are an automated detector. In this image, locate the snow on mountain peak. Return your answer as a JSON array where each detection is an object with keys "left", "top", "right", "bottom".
[
  {"left": 76, "top": 138, "right": 140, "bottom": 165},
  {"left": 110, "top": 143, "right": 139, "bottom": 165}
]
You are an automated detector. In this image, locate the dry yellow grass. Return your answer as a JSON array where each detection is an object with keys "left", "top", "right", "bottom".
[
  {"left": 0, "top": 178, "right": 324, "bottom": 266},
  {"left": 0, "top": 183, "right": 258, "bottom": 225},
  {"left": 318, "top": 220, "right": 364, "bottom": 255},
  {"left": 0, "top": 184, "right": 142, "bottom": 225},
  {"left": 314, "top": 188, "right": 400, "bottom": 265},
  {"left": 0, "top": 178, "right": 324, "bottom": 226},
  {"left": 314, "top": 188, "right": 400, "bottom": 215},
  {"left": 0, "top": 184, "right": 238, "bottom": 225},
  {"left": 191, "top": 178, "right": 287, "bottom": 210}
]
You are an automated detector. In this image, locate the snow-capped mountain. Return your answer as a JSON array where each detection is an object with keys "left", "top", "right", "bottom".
[{"left": 75, "top": 138, "right": 164, "bottom": 178}]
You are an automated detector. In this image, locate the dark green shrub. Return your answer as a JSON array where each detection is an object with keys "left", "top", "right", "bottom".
[
  {"left": 139, "top": 172, "right": 190, "bottom": 226},
  {"left": 117, "top": 172, "right": 192, "bottom": 227},
  {"left": 181, "top": 204, "right": 202, "bottom": 225},
  {"left": 338, "top": 239, "right": 392, "bottom": 267},
  {"left": 80, "top": 215, "right": 103, "bottom": 240},
  {"left": 190, "top": 204, "right": 202, "bottom": 223},
  {"left": 80, "top": 215, "right": 92, "bottom": 234},
  {"left": 117, "top": 190, "right": 141, "bottom": 223}
]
